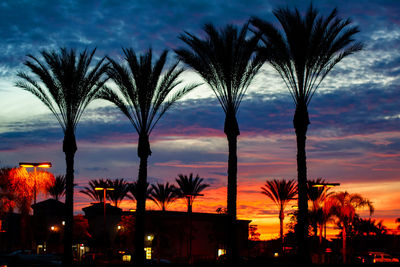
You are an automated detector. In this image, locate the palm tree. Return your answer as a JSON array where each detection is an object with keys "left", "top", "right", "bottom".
[
  {"left": 175, "top": 23, "right": 263, "bottom": 261},
  {"left": 261, "top": 179, "right": 297, "bottom": 246},
  {"left": 325, "top": 191, "right": 374, "bottom": 263},
  {"left": 80, "top": 179, "right": 109, "bottom": 202},
  {"left": 98, "top": 48, "right": 199, "bottom": 264},
  {"left": 128, "top": 181, "right": 152, "bottom": 203},
  {"left": 15, "top": 47, "right": 108, "bottom": 265},
  {"left": 307, "top": 178, "right": 333, "bottom": 243},
  {"left": 148, "top": 182, "right": 179, "bottom": 211},
  {"left": 175, "top": 173, "right": 210, "bottom": 213},
  {"left": 106, "top": 178, "right": 130, "bottom": 207},
  {"left": 47, "top": 175, "right": 66, "bottom": 201},
  {"left": 251, "top": 5, "right": 363, "bottom": 262}
]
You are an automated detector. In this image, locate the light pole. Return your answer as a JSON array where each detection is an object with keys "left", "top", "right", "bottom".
[
  {"left": 95, "top": 186, "right": 114, "bottom": 247},
  {"left": 19, "top": 162, "right": 52, "bottom": 205}
]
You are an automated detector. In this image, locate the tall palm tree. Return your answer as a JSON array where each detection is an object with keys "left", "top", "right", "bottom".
[
  {"left": 98, "top": 48, "right": 199, "bottom": 264},
  {"left": 261, "top": 179, "right": 297, "bottom": 246},
  {"left": 175, "top": 23, "right": 263, "bottom": 261},
  {"left": 148, "top": 182, "right": 179, "bottom": 211},
  {"left": 80, "top": 179, "right": 109, "bottom": 202},
  {"left": 106, "top": 178, "right": 130, "bottom": 207},
  {"left": 325, "top": 191, "right": 374, "bottom": 263},
  {"left": 47, "top": 175, "right": 66, "bottom": 201},
  {"left": 251, "top": 5, "right": 363, "bottom": 263},
  {"left": 175, "top": 173, "right": 210, "bottom": 213},
  {"left": 16, "top": 47, "right": 108, "bottom": 265}
]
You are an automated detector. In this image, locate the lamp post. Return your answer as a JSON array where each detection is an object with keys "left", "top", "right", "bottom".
[
  {"left": 95, "top": 186, "right": 114, "bottom": 247},
  {"left": 19, "top": 162, "right": 52, "bottom": 205}
]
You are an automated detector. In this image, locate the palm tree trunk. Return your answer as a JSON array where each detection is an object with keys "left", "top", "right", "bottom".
[
  {"left": 279, "top": 206, "right": 284, "bottom": 249},
  {"left": 342, "top": 224, "right": 347, "bottom": 263},
  {"left": 63, "top": 130, "right": 77, "bottom": 267},
  {"left": 224, "top": 110, "right": 239, "bottom": 263},
  {"left": 293, "top": 102, "right": 311, "bottom": 264},
  {"left": 134, "top": 134, "right": 151, "bottom": 266}
]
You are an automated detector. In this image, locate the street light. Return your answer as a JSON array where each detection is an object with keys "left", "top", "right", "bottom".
[
  {"left": 95, "top": 186, "right": 114, "bottom": 245},
  {"left": 19, "top": 161, "right": 52, "bottom": 205}
]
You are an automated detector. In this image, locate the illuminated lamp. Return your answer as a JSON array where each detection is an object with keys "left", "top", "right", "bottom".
[{"left": 19, "top": 161, "right": 52, "bottom": 205}]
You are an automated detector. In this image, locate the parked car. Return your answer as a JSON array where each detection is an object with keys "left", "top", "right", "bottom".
[{"left": 368, "top": 252, "right": 399, "bottom": 263}]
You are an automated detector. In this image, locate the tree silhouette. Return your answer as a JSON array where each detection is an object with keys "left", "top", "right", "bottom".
[
  {"left": 98, "top": 48, "right": 199, "bottom": 264},
  {"left": 175, "top": 23, "right": 263, "bottom": 261},
  {"left": 261, "top": 179, "right": 297, "bottom": 246},
  {"left": 80, "top": 179, "right": 109, "bottom": 202},
  {"left": 148, "top": 182, "right": 179, "bottom": 211},
  {"left": 176, "top": 173, "right": 210, "bottom": 213},
  {"left": 47, "top": 175, "right": 66, "bottom": 201},
  {"left": 396, "top": 218, "right": 400, "bottom": 230},
  {"left": 16, "top": 47, "right": 108, "bottom": 265},
  {"left": 0, "top": 167, "right": 15, "bottom": 215},
  {"left": 251, "top": 5, "right": 362, "bottom": 263},
  {"left": 325, "top": 191, "right": 374, "bottom": 263},
  {"left": 106, "top": 178, "right": 130, "bottom": 207}
]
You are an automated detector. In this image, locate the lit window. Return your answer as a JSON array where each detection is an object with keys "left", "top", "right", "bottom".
[
  {"left": 122, "top": 254, "right": 131, "bottom": 262},
  {"left": 144, "top": 247, "right": 152, "bottom": 259},
  {"left": 218, "top": 249, "right": 226, "bottom": 257}
]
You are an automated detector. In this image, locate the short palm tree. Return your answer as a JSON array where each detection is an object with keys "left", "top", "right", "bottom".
[
  {"left": 325, "top": 191, "right": 373, "bottom": 263},
  {"left": 98, "top": 48, "right": 199, "bottom": 264},
  {"left": 307, "top": 178, "right": 333, "bottom": 243},
  {"left": 261, "top": 179, "right": 297, "bottom": 245},
  {"left": 175, "top": 23, "right": 263, "bottom": 260},
  {"left": 175, "top": 173, "right": 210, "bottom": 213},
  {"left": 15, "top": 47, "right": 108, "bottom": 265},
  {"left": 47, "top": 175, "right": 66, "bottom": 201},
  {"left": 148, "top": 182, "right": 179, "bottom": 211},
  {"left": 106, "top": 178, "right": 130, "bottom": 207},
  {"left": 80, "top": 179, "right": 109, "bottom": 202},
  {"left": 251, "top": 5, "right": 363, "bottom": 262}
]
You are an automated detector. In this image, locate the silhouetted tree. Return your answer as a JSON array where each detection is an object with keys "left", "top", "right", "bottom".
[
  {"left": 0, "top": 167, "right": 15, "bottom": 215},
  {"left": 80, "top": 179, "right": 109, "bottom": 202},
  {"left": 16, "top": 47, "right": 108, "bottom": 265},
  {"left": 47, "top": 175, "right": 66, "bottom": 201},
  {"left": 396, "top": 218, "right": 400, "bottom": 230},
  {"left": 176, "top": 173, "right": 210, "bottom": 213},
  {"left": 148, "top": 182, "right": 179, "bottom": 211},
  {"left": 325, "top": 191, "right": 373, "bottom": 263},
  {"left": 252, "top": 5, "right": 362, "bottom": 263},
  {"left": 98, "top": 48, "right": 199, "bottom": 264},
  {"left": 175, "top": 23, "right": 263, "bottom": 261},
  {"left": 307, "top": 178, "right": 334, "bottom": 243},
  {"left": 106, "top": 178, "right": 130, "bottom": 207},
  {"left": 261, "top": 179, "right": 297, "bottom": 246}
]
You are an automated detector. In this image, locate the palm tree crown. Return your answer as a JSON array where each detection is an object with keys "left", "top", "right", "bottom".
[
  {"left": 80, "top": 179, "right": 109, "bottom": 203},
  {"left": 47, "top": 175, "right": 66, "bottom": 201},
  {"left": 148, "top": 182, "right": 179, "bottom": 211},
  {"left": 176, "top": 173, "right": 210, "bottom": 213},
  {"left": 261, "top": 179, "right": 297, "bottom": 242},
  {"left": 106, "top": 178, "right": 130, "bottom": 207}
]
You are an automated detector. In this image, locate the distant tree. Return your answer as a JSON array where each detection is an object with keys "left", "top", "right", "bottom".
[
  {"left": 16, "top": 47, "right": 108, "bottom": 265},
  {"left": 80, "top": 179, "right": 109, "bottom": 202},
  {"left": 98, "top": 48, "right": 199, "bottom": 264},
  {"left": 148, "top": 183, "right": 179, "bottom": 211},
  {"left": 325, "top": 191, "right": 374, "bottom": 263},
  {"left": 351, "top": 216, "right": 387, "bottom": 237},
  {"left": 176, "top": 23, "right": 263, "bottom": 262},
  {"left": 307, "top": 178, "right": 334, "bottom": 243},
  {"left": 106, "top": 179, "right": 130, "bottom": 207},
  {"left": 396, "top": 218, "right": 400, "bottom": 230},
  {"left": 249, "top": 225, "right": 261, "bottom": 241},
  {"left": 47, "top": 175, "right": 66, "bottom": 201},
  {"left": 261, "top": 179, "right": 297, "bottom": 246},
  {"left": 252, "top": 5, "right": 363, "bottom": 263},
  {"left": 0, "top": 167, "right": 15, "bottom": 215},
  {"left": 216, "top": 207, "right": 228, "bottom": 214},
  {"left": 127, "top": 181, "right": 152, "bottom": 203},
  {"left": 176, "top": 173, "right": 210, "bottom": 213}
]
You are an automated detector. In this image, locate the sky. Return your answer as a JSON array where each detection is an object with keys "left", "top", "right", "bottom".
[{"left": 0, "top": 0, "right": 399, "bottom": 240}]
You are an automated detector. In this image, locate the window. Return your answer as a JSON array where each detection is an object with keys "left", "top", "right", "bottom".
[{"left": 144, "top": 247, "right": 152, "bottom": 260}]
